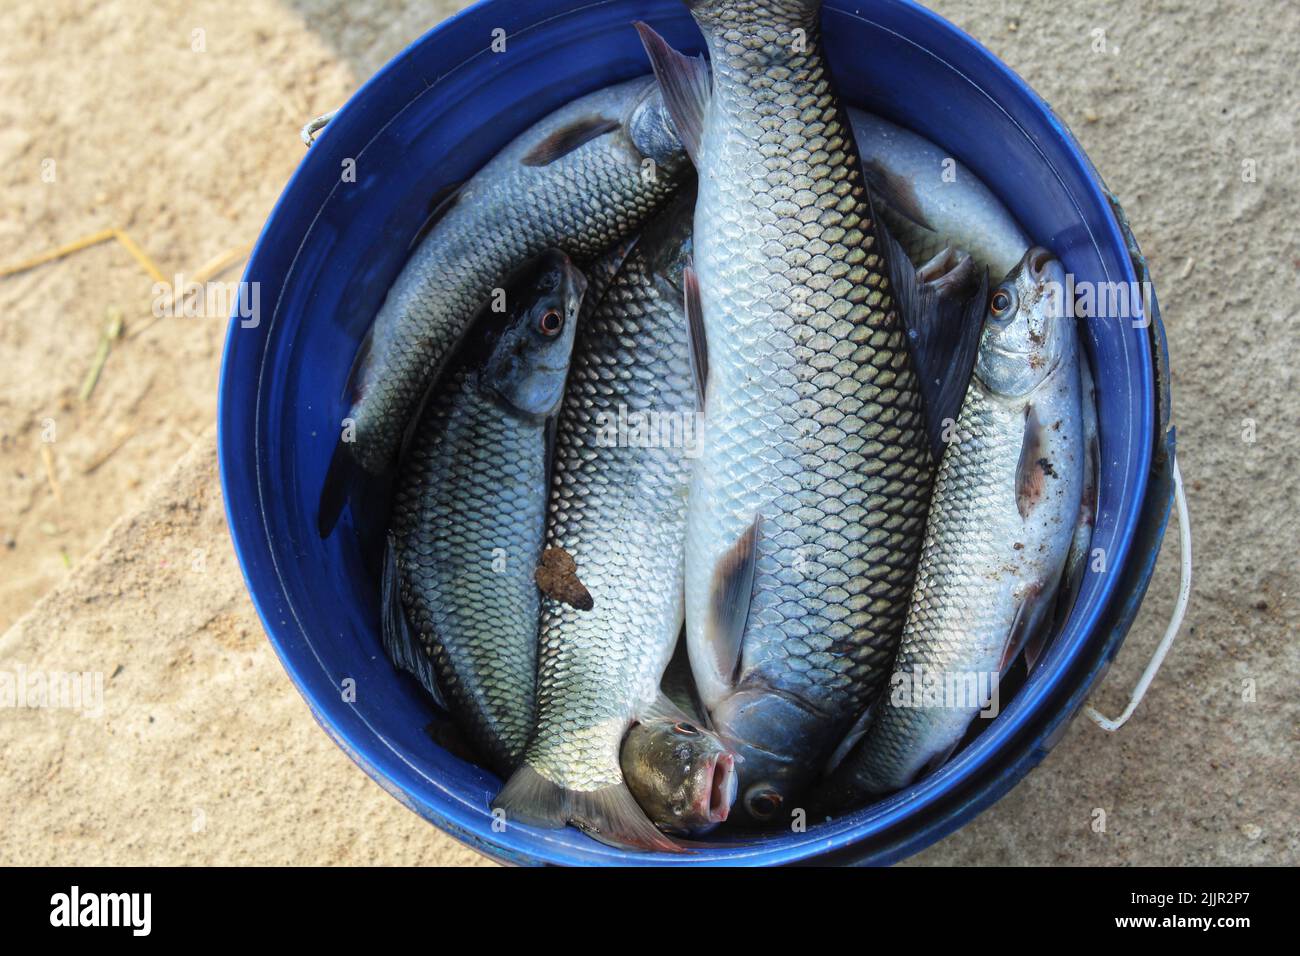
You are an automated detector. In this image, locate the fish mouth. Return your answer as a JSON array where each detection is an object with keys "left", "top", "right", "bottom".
[
  {"left": 699, "top": 752, "right": 738, "bottom": 825},
  {"left": 1027, "top": 246, "right": 1056, "bottom": 279}
]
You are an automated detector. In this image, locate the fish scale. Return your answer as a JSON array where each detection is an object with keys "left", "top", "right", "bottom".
[
  {"left": 527, "top": 206, "right": 697, "bottom": 792},
  {"left": 391, "top": 366, "right": 549, "bottom": 774},
  {"left": 346, "top": 77, "right": 688, "bottom": 475},
  {"left": 685, "top": 0, "right": 932, "bottom": 736}
]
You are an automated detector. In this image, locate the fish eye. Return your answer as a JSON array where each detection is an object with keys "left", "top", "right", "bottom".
[
  {"left": 745, "top": 785, "right": 783, "bottom": 820},
  {"left": 673, "top": 722, "right": 700, "bottom": 736},
  {"left": 538, "top": 309, "right": 563, "bottom": 336},
  {"left": 991, "top": 289, "right": 1013, "bottom": 316}
]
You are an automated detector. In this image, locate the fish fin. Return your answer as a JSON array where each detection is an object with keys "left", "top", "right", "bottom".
[
  {"left": 521, "top": 116, "right": 621, "bottom": 167},
  {"left": 824, "top": 703, "right": 875, "bottom": 776},
  {"left": 493, "top": 765, "right": 684, "bottom": 852},
  {"left": 1047, "top": 352, "right": 1099, "bottom": 664},
  {"left": 381, "top": 533, "right": 447, "bottom": 710},
  {"left": 881, "top": 212, "right": 987, "bottom": 460},
  {"left": 638, "top": 692, "right": 696, "bottom": 725},
  {"left": 343, "top": 322, "right": 375, "bottom": 407},
  {"left": 408, "top": 180, "right": 465, "bottom": 249},
  {"left": 928, "top": 263, "right": 990, "bottom": 455},
  {"left": 999, "top": 581, "right": 1057, "bottom": 676},
  {"left": 317, "top": 439, "right": 354, "bottom": 538},
  {"left": 317, "top": 321, "right": 387, "bottom": 538},
  {"left": 707, "top": 514, "right": 761, "bottom": 687},
  {"left": 860, "top": 157, "right": 935, "bottom": 232},
  {"left": 318, "top": 324, "right": 384, "bottom": 537},
  {"left": 683, "top": 263, "right": 708, "bottom": 409},
  {"left": 1015, "top": 405, "right": 1051, "bottom": 518},
  {"left": 633, "top": 21, "right": 710, "bottom": 167}
]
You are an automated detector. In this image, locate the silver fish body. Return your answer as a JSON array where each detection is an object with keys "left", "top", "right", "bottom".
[
  {"left": 388, "top": 252, "right": 586, "bottom": 775},
  {"left": 822, "top": 247, "right": 1083, "bottom": 802},
  {"left": 533, "top": 193, "right": 698, "bottom": 790},
  {"left": 848, "top": 111, "right": 1030, "bottom": 278},
  {"left": 682, "top": 0, "right": 933, "bottom": 824},
  {"left": 347, "top": 76, "right": 688, "bottom": 476},
  {"left": 493, "top": 192, "right": 721, "bottom": 850}
]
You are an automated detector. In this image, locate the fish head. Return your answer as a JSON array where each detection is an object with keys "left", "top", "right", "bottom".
[
  {"left": 709, "top": 688, "right": 827, "bottom": 828},
  {"left": 626, "top": 78, "right": 687, "bottom": 167},
  {"left": 621, "top": 714, "right": 738, "bottom": 836},
  {"left": 482, "top": 250, "right": 586, "bottom": 419},
  {"left": 976, "top": 246, "right": 1071, "bottom": 398}
]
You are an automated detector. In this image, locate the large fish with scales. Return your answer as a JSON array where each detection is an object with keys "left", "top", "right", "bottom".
[
  {"left": 382, "top": 251, "right": 586, "bottom": 775},
  {"left": 637, "top": 1, "right": 985, "bottom": 825},
  {"left": 494, "top": 190, "right": 738, "bottom": 850}
]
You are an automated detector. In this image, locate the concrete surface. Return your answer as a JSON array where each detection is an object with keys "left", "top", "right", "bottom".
[{"left": 1, "top": 0, "right": 1296, "bottom": 866}]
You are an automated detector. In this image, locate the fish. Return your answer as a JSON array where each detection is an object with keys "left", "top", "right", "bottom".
[
  {"left": 816, "top": 247, "right": 1084, "bottom": 807},
  {"left": 493, "top": 189, "right": 731, "bottom": 850},
  {"left": 319, "top": 74, "right": 690, "bottom": 534},
  {"left": 382, "top": 250, "right": 587, "bottom": 776},
  {"left": 638, "top": 1, "right": 962, "bottom": 826},
  {"left": 847, "top": 111, "right": 1031, "bottom": 278},
  {"left": 625, "top": 632, "right": 737, "bottom": 837},
  {"left": 622, "top": 708, "right": 738, "bottom": 837}
]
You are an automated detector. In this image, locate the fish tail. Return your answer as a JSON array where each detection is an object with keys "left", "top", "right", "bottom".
[{"left": 492, "top": 764, "right": 684, "bottom": 853}]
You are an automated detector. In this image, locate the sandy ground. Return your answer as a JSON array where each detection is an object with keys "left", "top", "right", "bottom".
[{"left": 1, "top": 0, "right": 1296, "bottom": 866}]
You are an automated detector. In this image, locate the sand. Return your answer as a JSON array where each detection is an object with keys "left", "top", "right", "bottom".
[{"left": 1, "top": 0, "right": 1296, "bottom": 866}]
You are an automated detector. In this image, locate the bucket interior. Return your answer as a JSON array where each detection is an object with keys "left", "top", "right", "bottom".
[{"left": 219, "top": 0, "right": 1152, "bottom": 865}]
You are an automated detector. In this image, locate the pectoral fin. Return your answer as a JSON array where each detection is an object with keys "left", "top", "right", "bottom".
[
  {"left": 381, "top": 533, "right": 447, "bottom": 710},
  {"left": 1015, "top": 405, "right": 1051, "bottom": 518},
  {"left": 706, "top": 515, "right": 761, "bottom": 687},
  {"left": 879, "top": 209, "right": 987, "bottom": 460},
  {"left": 861, "top": 158, "right": 935, "bottom": 232},
  {"left": 999, "top": 581, "right": 1057, "bottom": 676},
  {"left": 683, "top": 263, "right": 708, "bottom": 410},
  {"left": 522, "top": 116, "right": 621, "bottom": 167},
  {"left": 492, "top": 765, "right": 684, "bottom": 853}
]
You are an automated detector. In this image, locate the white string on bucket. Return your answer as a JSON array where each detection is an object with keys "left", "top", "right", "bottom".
[{"left": 1085, "top": 456, "right": 1192, "bottom": 732}]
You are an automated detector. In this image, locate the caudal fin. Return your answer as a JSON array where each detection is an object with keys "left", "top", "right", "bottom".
[
  {"left": 492, "top": 765, "right": 684, "bottom": 853},
  {"left": 634, "top": 21, "right": 710, "bottom": 167}
]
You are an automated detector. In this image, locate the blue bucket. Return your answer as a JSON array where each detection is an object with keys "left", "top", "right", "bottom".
[{"left": 218, "top": 0, "right": 1175, "bottom": 865}]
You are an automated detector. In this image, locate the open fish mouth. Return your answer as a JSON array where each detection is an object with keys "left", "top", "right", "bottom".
[{"left": 700, "top": 752, "right": 738, "bottom": 825}]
